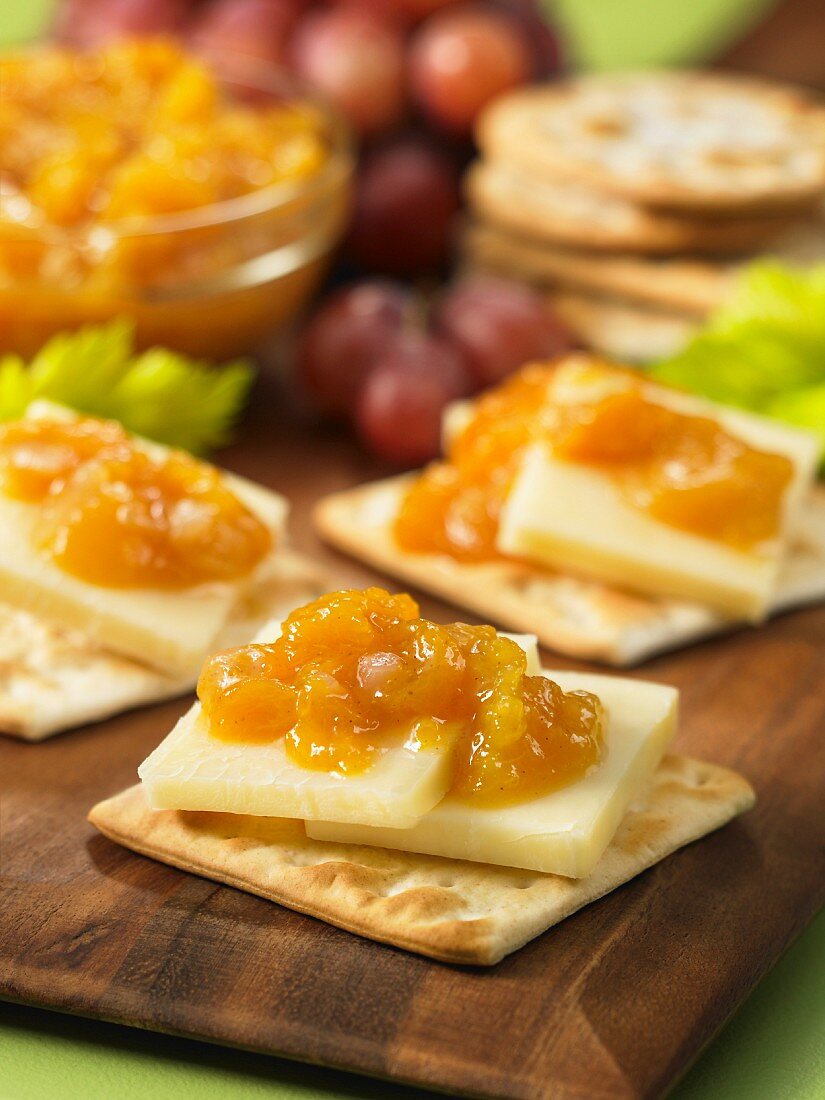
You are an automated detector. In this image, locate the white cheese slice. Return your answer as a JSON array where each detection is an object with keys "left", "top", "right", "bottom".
[
  {"left": 502, "top": 445, "right": 772, "bottom": 620},
  {"left": 0, "top": 402, "right": 287, "bottom": 676},
  {"left": 138, "top": 630, "right": 543, "bottom": 827},
  {"left": 138, "top": 705, "right": 456, "bottom": 828},
  {"left": 306, "top": 670, "right": 678, "bottom": 879},
  {"left": 446, "top": 366, "right": 821, "bottom": 621}
]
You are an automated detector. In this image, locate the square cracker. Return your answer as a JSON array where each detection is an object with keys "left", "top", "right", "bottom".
[
  {"left": 88, "top": 755, "right": 754, "bottom": 966},
  {"left": 314, "top": 478, "right": 825, "bottom": 667},
  {"left": 0, "top": 553, "right": 324, "bottom": 742}
]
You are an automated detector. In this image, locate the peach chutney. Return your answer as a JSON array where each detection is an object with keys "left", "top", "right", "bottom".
[
  {"left": 0, "top": 40, "right": 327, "bottom": 229},
  {"left": 0, "top": 40, "right": 343, "bottom": 358},
  {"left": 198, "top": 587, "right": 604, "bottom": 808},
  {"left": 395, "top": 358, "right": 794, "bottom": 561},
  {"left": 0, "top": 415, "right": 271, "bottom": 588}
]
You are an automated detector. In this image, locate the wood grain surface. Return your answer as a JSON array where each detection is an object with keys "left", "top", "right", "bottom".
[
  {"left": 1, "top": 377, "right": 824, "bottom": 1100},
  {"left": 719, "top": 0, "right": 825, "bottom": 90}
]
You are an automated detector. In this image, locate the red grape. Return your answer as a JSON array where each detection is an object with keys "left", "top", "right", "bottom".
[
  {"left": 54, "top": 0, "right": 191, "bottom": 46},
  {"left": 347, "top": 137, "right": 460, "bottom": 276},
  {"left": 355, "top": 331, "right": 472, "bottom": 465},
  {"left": 296, "top": 281, "right": 410, "bottom": 417},
  {"left": 408, "top": 5, "right": 534, "bottom": 135},
  {"left": 289, "top": 7, "right": 407, "bottom": 140},
  {"left": 390, "top": 0, "right": 464, "bottom": 22},
  {"left": 502, "top": 0, "right": 563, "bottom": 76},
  {"left": 190, "top": 0, "right": 302, "bottom": 67},
  {"left": 434, "top": 276, "right": 577, "bottom": 387}
]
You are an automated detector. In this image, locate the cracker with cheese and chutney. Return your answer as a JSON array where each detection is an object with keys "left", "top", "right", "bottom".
[
  {"left": 314, "top": 356, "right": 825, "bottom": 665},
  {"left": 0, "top": 401, "right": 324, "bottom": 740},
  {"left": 89, "top": 587, "right": 754, "bottom": 965}
]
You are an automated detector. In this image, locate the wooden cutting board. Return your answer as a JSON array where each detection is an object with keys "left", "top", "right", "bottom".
[{"left": 2, "top": 383, "right": 824, "bottom": 1100}]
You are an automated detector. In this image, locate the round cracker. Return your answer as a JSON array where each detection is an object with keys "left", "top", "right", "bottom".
[
  {"left": 477, "top": 72, "right": 825, "bottom": 213},
  {"left": 466, "top": 160, "right": 805, "bottom": 255},
  {"left": 550, "top": 292, "right": 698, "bottom": 362},
  {"left": 463, "top": 221, "right": 735, "bottom": 314},
  {"left": 463, "top": 213, "right": 825, "bottom": 315}
]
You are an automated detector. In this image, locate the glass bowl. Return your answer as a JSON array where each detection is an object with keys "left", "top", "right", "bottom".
[{"left": 0, "top": 54, "right": 354, "bottom": 359}]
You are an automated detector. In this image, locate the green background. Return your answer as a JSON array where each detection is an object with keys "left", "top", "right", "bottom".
[
  {"left": 0, "top": 0, "right": 779, "bottom": 68},
  {"left": 1, "top": 1, "right": 823, "bottom": 1098}
]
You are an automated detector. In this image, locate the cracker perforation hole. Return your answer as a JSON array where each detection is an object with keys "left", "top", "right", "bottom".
[{"left": 691, "top": 764, "right": 714, "bottom": 788}]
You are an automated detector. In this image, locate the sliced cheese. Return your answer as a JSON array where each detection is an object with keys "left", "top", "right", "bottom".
[
  {"left": 451, "top": 367, "right": 821, "bottom": 621},
  {"left": 138, "top": 705, "right": 456, "bottom": 828},
  {"left": 501, "top": 445, "right": 775, "bottom": 620},
  {"left": 0, "top": 551, "right": 324, "bottom": 741},
  {"left": 306, "top": 670, "right": 678, "bottom": 879},
  {"left": 138, "top": 631, "right": 543, "bottom": 828},
  {"left": 0, "top": 402, "right": 287, "bottom": 676}
]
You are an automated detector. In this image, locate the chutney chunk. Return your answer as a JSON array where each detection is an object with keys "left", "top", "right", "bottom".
[
  {"left": 198, "top": 587, "right": 604, "bottom": 806},
  {"left": 395, "top": 367, "right": 546, "bottom": 561},
  {"left": 0, "top": 415, "right": 271, "bottom": 589},
  {"left": 0, "top": 40, "right": 327, "bottom": 229}
]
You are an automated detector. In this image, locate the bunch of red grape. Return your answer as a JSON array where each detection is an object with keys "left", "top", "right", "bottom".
[
  {"left": 297, "top": 276, "right": 577, "bottom": 465},
  {"left": 55, "top": 0, "right": 561, "bottom": 276},
  {"left": 56, "top": 1, "right": 559, "bottom": 138}
]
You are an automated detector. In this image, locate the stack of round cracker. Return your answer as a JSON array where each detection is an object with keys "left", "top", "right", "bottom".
[{"left": 465, "top": 71, "right": 825, "bottom": 361}]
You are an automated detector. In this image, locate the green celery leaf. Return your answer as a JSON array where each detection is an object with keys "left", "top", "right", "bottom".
[
  {"left": 26, "top": 320, "right": 135, "bottom": 414},
  {"left": 710, "top": 262, "right": 825, "bottom": 334},
  {"left": 0, "top": 354, "right": 32, "bottom": 420},
  {"left": 765, "top": 384, "right": 825, "bottom": 452},
  {"left": 650, "top": 262, "right": 825, "bottom": 464},
  {"left": 652, "top": 328, "right": 825, "bottom": 409},
  {"left": 0, "top": 322, "right": 255, "bottom": 455},
  {"left": 106, "top": 348, "right": 255, "bottom": 455}
]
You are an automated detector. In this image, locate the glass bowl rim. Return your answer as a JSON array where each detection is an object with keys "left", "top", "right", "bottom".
[{"left": 0, "top": 46, "right": 356, "bottom": 244}]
